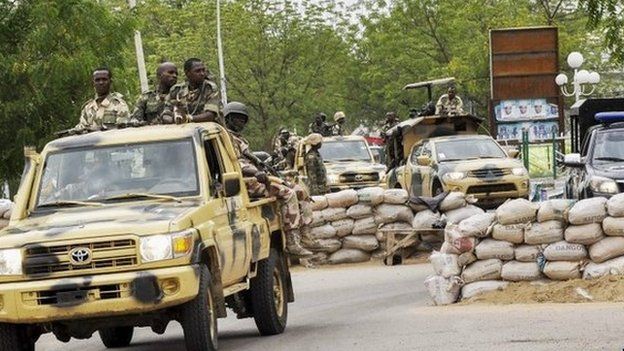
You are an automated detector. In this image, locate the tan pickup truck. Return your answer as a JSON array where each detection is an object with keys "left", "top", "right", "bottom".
[{"left": 1, "top": 122, "right": 293, "bottom": 350}]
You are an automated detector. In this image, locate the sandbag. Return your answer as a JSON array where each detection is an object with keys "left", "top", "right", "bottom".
[
  {"left": 603, "top": 216, "right": 624, "bottom": 236},
  {"left": 384, "top": 188, "right": 409, "bottom": 204},
  {"left": 309, "top": 224, "right": 338, "bottom": 240},
  {"left": 458, "top": 252, "right": 477, "bottom": 267},
  {"left": 299, "top": 252, "right": 329, "bottom": 267},
  {"left": 607, "top": 193, "right": 624, "bottom": 217},
  {"left": 424, "top": 275, "right": 462, "bottom": 306},
  {"left": 439, "top": 192, "right": 466, "bottom": 212},
  {"left": 583, "top": 256, "right": 624, "bottom": 279},
  {"left": 325, "top": 189, "right": 358, "bottom": 208},
  {"left": 564, "top": 223, "right": 604, "bottom": 245},
  {"left": 475, "top": 239, "right": 514, "bottom": 260},
  {"left": 461, "top": 280, "right": 509, "bottom": 300},
  {"left": 342, "top": 235, "right": 379, "bottom": 252},
  {"left": 379, "top": 222, "right": 413, "bottom": 233},
  {"left": 514, "top": 245, "right": 542, "bottom": 262},
  {"left": 412, "top": 210, "right": 441, "bottom": 230},
  {"left": 374, "top": 204, "right": 414, "bottom": 224},
  {"left": 311, "top": 211, "right": 325, "bottom": 227},
  {"left": 524, "top": 220, "right": 564, "bottom": 245},
  {"left": 492, "top": 223, "right": 525, "bottom": 244},
  {"left": 352, "top": 217, "right": 378, "bottom": 235},
  {"left": 496, "top": 199, "right": 538, "bottom": 225},
  {"left": 444, "top": 205, "right": 484, "bottom": 225},
  {"left": 589, "top": 236, "right": 624, "bottom": 263},
  {"left": 421, "top": 232, "right": 444, "bottom": 244},
  {"left": 537, "top": 199, "right": 575, "bottom": 223},
  {"left": 543, "top": 261, "right": 582, "bottom": 280},
  {"left": 458, "top": 213, "right": 496, "bottom": 238},
  {"left": 310, "top": 195, "right": 328, "bottom": 211},
  {"left": 303, "top": 238, "right": 342, "bottom": 253},
  {"left": 568, "top": 197, "right": 607, "bottom": 225},
  {"left": 328, "top": 249, "right": 371, "bottom": 264},
  {"left": 429, "top": 251, "right": 461, "bottom": 278},
  {"left": 356, "top": 187, "right": 385, "bottom": 205},
  {"left": 443, "top": 225, "right": 477, "bottom": 254},
  {"left": 501, "top": 261, "right": 542, "bottom": 281},
  {"left": 321, "top": 207, "right": 348, "bottom": 222},
  {"left": 543, "top": 241, "right": 587, "bottom": 261},
  {"left": 462, "top": 259, "right": 503, "bottom": 284},
  {"left": 332, "top": 219, "right": 355, "bottom": 237},
  {"left": 347, "top": 204, "right": 373, "bottom": 219}
]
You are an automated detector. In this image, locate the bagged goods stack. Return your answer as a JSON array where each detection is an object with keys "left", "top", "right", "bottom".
[{"left": 424, "top": 195, "right": 624, "bottom": 305}]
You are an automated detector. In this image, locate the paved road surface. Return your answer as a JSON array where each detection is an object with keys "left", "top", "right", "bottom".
[{"left": 38, "top": 263, "right": 624, "bottom": 351}]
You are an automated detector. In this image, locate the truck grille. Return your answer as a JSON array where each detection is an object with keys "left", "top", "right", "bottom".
[
  {"left": 339, "top": 172, "right": 380, "bottom": 183},
  {"left": 467, "top": 168, "right": 511, "bottom": 178},
  {"left": 467, "top": 183, "right": 516, "bottom": 194},
  {"left": 22, "top": 283, "right": 131, "bottom": 306},
  {"left": 24, "top": 239, "right": 138, "bottom": 276}
]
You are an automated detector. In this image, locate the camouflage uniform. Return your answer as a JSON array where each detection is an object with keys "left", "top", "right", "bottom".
[
  {"left": 380, "top": 120, "right": 399, "bottom": 134},
  {"left": 130, "top": 88, "right": 169, "bottom": 124},
  {"left": 309, "top": 122, "right": 331, "bottom": 137},
  {"left": 435, "top": 94, "right": 464, "bottom": 115},
  {"left": 161, "top": 79, "right": 221, "bottom": 123},
  {"left": 76, "top": 92, "right": 130, "bottom": 130},
  {"left": 304, "top": 148, "right": 328, "bottom": 195}
]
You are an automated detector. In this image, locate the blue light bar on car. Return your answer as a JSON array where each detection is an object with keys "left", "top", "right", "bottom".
[{"left": 595, "top": 112, "right": 624, "bottom": 124}]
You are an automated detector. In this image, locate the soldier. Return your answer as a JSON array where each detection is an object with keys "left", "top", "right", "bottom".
[
  {"left": 161, "top": 58, "right": 221, "bottom": 124},
  {"left": 309, "top": 113, "right": 330, "bottom": 136},
  {"left": 303, "top": 133, "right": 328, "bottom": 196},
  {"left": 273, "top": 128, "right": 296, "bottom": 170},
  {"left": 435, "top": 86, "right": 464, "bottom": 116},
  {"left": 130, "top": 62, "right": 178, "bottom": 124},
  {"left": 380, "top": 111, "right": 400, "bottom": 134},
  {"left": 224, "top": 102, "right": 312, "bottom": 256},
  {"left": 75, "top": 67, "right": 130, "bottom": 130},
  {"left": 331, "top": 111, "right": 348, "bottom": 136}
]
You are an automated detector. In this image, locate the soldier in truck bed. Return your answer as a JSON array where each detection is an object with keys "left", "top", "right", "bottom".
[
  {"left": 75, "top": 67, "right": 130, "bottom": 131},
  {"left": 130, "top": 62, "right": 178, "bottom": 125},
  {"left": 224, "top": 101, "right": 312, "bottom": 256}
]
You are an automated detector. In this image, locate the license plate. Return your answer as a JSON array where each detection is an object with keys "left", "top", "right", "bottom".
[{"left": 56, "top": 290, "right": 87, "bottom": 306}]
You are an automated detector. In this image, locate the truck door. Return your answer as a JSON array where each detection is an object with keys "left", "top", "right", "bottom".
[
  {"left": 203, "top": 136, "right": 252, "bottom": 286},
  {"left": 406, "top": 143, "right": 425, "bottom": 196}
]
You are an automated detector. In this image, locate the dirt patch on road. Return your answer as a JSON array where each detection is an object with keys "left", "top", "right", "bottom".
[{"left": 462, "top": 275, "right": 624, "bottom": 304}]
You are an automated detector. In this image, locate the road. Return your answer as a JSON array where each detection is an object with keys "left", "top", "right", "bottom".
[{"left": 38, "top": 262, "right": 624, "bottom": 351}]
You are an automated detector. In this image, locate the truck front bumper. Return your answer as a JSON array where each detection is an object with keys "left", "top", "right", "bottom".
[{"left": 0, "top": 265, "right": 200, "bottom": 324}]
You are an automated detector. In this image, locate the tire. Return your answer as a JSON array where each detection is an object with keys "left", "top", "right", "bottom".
[
  {"left": 98, "top": 326, "right": 134, "bottom": 348},
  {"left": 0, "top": 323, "right": 34, "bottom": 351},
  {"left": 250, "top": 248, "right": 288, "bottom": 336},
  {"left": 432, "top": 180, "right": 444, "bottom": 196},
  {"left": 181, "top": 265, "right": 218, "bottom": 351}
]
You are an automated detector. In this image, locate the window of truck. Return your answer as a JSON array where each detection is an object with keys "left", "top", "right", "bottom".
[
  {"left": 319, "top": 140, "right": 372, "bottom": 162},
  {"left": 435, "top": 138, "right": 506, "bottom": 162},
  {"left": 36, "top": 139, "right": 199, "bottom": 207},
  {"left": 591, "top": 130, "right": 624, "bottom": 164}
]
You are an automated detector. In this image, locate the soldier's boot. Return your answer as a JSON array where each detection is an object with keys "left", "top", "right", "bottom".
[{"left": 286, "top": 229, "right": 313, "bottom": 257}]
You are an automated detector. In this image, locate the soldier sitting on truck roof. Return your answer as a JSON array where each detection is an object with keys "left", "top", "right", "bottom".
[
  {"left": 435, "top": 86, "right": 464, "bottom": 116},
  {"left": 75, "top": 67, "right": 130, "bottom": 131},
  {"left": 130, "top": 62, "right": 178, "bottom": 125},
  {"left": 224, "top": 101, "right": 312, "bottom": 256}
]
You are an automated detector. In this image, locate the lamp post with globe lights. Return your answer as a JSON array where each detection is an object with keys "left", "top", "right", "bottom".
[{"left": 555, "top": 52, "right": 600, "bottom": 102}]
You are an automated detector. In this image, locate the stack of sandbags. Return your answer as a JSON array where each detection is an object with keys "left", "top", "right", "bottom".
[
  {"left": 584, "top": 194, "right": 624, "bottom": 278},
  {"left": 0, "top": 200, "right": 12, "bottom": 229},
  {"left": 303, "top": 187, "right": 415, "bottom": 265}
]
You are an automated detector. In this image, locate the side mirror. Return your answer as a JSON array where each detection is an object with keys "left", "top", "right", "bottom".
[
  {"left": 563, "top": 153, "right": 584, "bottom": 168},
  {"left": 222, "top": 172, "right": 241, "bottom": 197},
  {"left": 416, "top": 155, "right": 431, "bottom": 166},
  {"left": 507, "top": 149, "right": 520, "bottom": 158}
]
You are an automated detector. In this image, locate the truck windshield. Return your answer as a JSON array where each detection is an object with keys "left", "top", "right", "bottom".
[
  {"left": 435, "top": 139, "right": 506, "bottom": 162},
  {"left": 37, "top": 139, "right": 199, "bottom": 207},
  {"left": 592, "top": 131, "right": 624, "bottom": 163},
  {"left": 319, "top": 140, "right": 372, "bottom": 162}
]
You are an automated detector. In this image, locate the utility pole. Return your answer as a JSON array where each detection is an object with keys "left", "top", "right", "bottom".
[
  {"left": 128, "top": 0, "right": 149, "bottom": 93},
  {"left": 216, "top": 0, "right": 228, "bottom": 105}
]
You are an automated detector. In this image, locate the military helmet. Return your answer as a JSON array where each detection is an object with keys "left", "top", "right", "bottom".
[
  {"left": 279, "top": 127, "right": 290, "bottom": 135},
  {"left": 223, "top": 101, "right": 249, "bottom": 118},
  {"left": 334, "top": 111, "right": 346, "bottom": 122},
  {"left": 305, "top": 133, "right": 323, "bottom": 146}
]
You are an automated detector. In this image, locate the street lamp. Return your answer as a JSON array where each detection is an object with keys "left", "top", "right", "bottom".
[{"left": 555, "top": 52, "right": 600, "bottom": 102}]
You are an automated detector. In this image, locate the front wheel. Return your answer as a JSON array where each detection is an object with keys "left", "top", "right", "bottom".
[
  {"left": 98, "top": 326, "right": 133, "bottom": 348},
  {"left": 250, "top": 248, "right": 288, "bottom": 336},
  {"left": 0, "top": 323, "right": 34, "bottom": 351},
  {"left": 181, "top": 265, "right": 218, "bottom": 351}
]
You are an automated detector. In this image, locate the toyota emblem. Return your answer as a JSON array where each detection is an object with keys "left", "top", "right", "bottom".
[
  {"left": 355, "top": 174, "right": 364, "bottom": 181},
  {"left": 69, "top": 247, "right": 92, "bottom": 266}
]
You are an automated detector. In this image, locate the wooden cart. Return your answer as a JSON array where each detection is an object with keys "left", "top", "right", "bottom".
[{"left": 380, "top": 228, "right": 444, "bottom": 266}]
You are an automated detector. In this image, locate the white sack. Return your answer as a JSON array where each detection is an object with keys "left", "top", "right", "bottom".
[
  {"left": 568, "top": 197, "right": 607, "bottom": 225},
  {"left": 501, "top": 261, "right": 542, "bottom": 281},
  {"left": 303, "top": 238, "right": 342, "bottom": 253},
  {"left": 342, "top": 235, "right": 379, "bottom": 252},
  {"left": 461, "top": 281, "right": 509, "bottom": 300},
  {"left": 352, "top": 217, "right": 378, "bottom": 235},
  {"left": 475, "top": 239, "right": 514, "bottom": 260},
  {"left": 374, "top": 204, "right": 414, "bottom": 224},
  {"left": 311, "top": 211, "right": 325, "bottom": 227},
  {"left": 332, "top": 219, "right": 355, "bottom": 237},
  {"left": 462, "top": 259, "right": 503, "bottom": 284},
  {"left": 347, "top": 204, "right": 373, "bottom": 219},
  {"left": 514, "top": 245, "right": 542, "bottom": 262},
  {"left": 424, "top": 275, "right": 462, "bottom": 306},
  {"left": 310, "top": 195, "right": 328, "bottom": 211},
  {"left": 603, "top": 216, "right": 624, "bottom": 236},
  {"left": 429, "top": 251, "right": 461, "bottom": 278},
  {"left": 607, "top": 193, "right": 624, "bottom": 217},
  {"left": 583, "top": 256, "right": 624, "bottom": 279},
  {"left": 326, "top": 189, "right": 359, "bottom": 208},
  {"left": 328, "top": 249, "right": 371, "bottom": 264},
  {"left": 496, "top": 198, "right": 538, "bottom": 225},
  {"left": 357, "top": 187, "right": 385, "bottom": 205},
  {"left": 444, "top": 205, "right": 484, "bottom": 225},
  {"left": 309, "top": 224, "right": 338, "bottom": 240},
  {"left": 412, "top": 210, "right": 441, "bottom": 230},
  {"left": 383, "top": 189, "right": 409, "bottom": 204},
  {"left": 537, "top": 199, "right": 575, "bottom": 222},
  {"left": 492, "top": 223, "right": 525, "bottom": 244},
  {"left": 543, "top": 241, "right": 587, "bottom": 261},
  {"left": 589, "top": 236, "right": 624, "bottom": 263},
  {"left": 564, "top": 223, "right": 604, "bottom": 245},
  {"left": 458, "top": 252, "right": 477, "bottom": 267},
  {"left": 458, "top": 213, "right": 496, "bottom": 238},
  {"left": 543, "top": 261, "right": 582, "bottom": 280},
  {"left": 444, "top": 224, "right": 477, "bottom": 254},
  {"left": 439, "top": 192, "right": 466, "bottom": 212},
  {"left": 321, "top": 207, "right": 348, "bottom": 222},
  {"left": 524, "top": 220, "right": 564, "bottom": 245}
]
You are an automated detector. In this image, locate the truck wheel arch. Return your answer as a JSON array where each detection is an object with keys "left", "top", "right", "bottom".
[{"left": 200, "top": 246, "right": 227, "bottom": 318}]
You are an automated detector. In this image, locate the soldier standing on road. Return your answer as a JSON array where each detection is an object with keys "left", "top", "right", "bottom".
[
  {"left": 331, "top": 111, "right": 348, "bottom": 136},
  {"left": 309, "top": 113, "right": 331, "bottom": 136},
  {"left": 380, "top": 111, "right": 400, "bottom": 134},
  {"left": 224, "top": 102, "right": 312, "bottom": 256},
  {"left": 161, "top": 58, "right": 221, "bottom": 125},
  {"left": 75, "top": 68, "right": 130, "bottom": 131},
  {"left": 303, "top": 133, "right": 328, "bottom": 196},
  {"left": 130, "top": 62, "right": 178, "bottom": 125},
  {"left": 435, "top": 86, "right": 464, "bottom": 116}
]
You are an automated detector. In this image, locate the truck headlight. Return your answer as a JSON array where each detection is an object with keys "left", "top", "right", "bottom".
[
  {"left": 443, "top": 172, "right": 466, "bottom": 182},
  {"left": 590, "top": 176, "right": 619, "bottom": 194},
  {"left": 327, "top": 174, "right": 340, "bottom": 184},
  {"left": 0, "top": 249, "right": 22, "bottom": 275},
  {"left": 512, "top": 167, "right": 528, "bottom": 176},
  {"left": 140, "top": 230, "right": 194, "bottom": 263}
]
